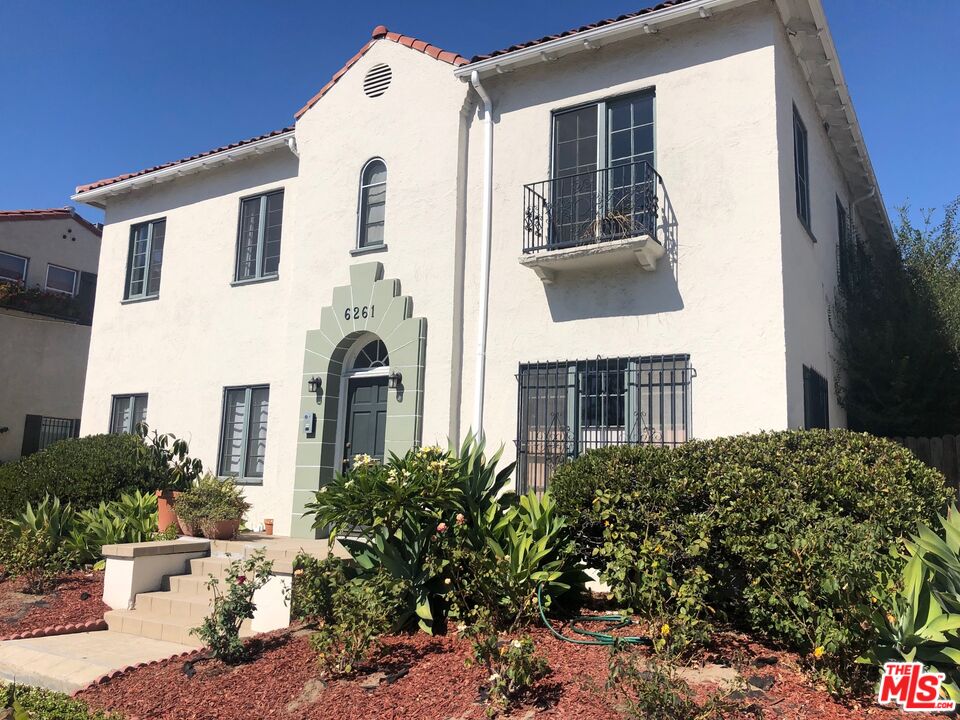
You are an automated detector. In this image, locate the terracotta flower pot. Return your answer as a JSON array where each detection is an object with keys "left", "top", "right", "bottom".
[
  {"left": 156, "top": 490, "right": 182, "bottom": 534},
  {"left": 177, "top": 516, "right": 199, "bottom": 537},
  {"left": 263, "top": 519, "right": 274, "bottom": 536},
  {"left": 203, "top": 519, "right": 241, "bottom": 540}
]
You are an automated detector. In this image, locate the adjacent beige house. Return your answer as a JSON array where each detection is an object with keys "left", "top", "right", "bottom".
[
  {"left": 73, "top": 0, "right": 890, "bottom": 537},
  {"left": 0, "top": 208, "right": 101, "bottom": 461}
]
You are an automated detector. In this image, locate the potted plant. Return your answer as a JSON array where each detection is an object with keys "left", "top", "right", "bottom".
[
  {"left": 174, "top": 474, "right": 251, "bottom": 540},
  {"left": 135, "top": 424, "right": 204, "bottom": 534}
]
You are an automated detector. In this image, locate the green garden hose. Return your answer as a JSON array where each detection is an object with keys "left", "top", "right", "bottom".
[{"left": 537, "top": 583, "right": 653, "bottom": 647}]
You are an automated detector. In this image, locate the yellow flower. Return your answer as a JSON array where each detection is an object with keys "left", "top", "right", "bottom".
[
  {"left": 813, "top": 646, "right": 825, "bottom": 660},
  {"left": 885, "top": 613, "right": 896, "bottom": 625},
  {"left": 660, "top": 623, "right": 671, "bottom": 637}
]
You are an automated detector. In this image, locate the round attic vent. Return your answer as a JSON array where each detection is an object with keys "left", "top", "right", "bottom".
[{"left": 363, "top": 63, "right": 392, "bottom": 98}]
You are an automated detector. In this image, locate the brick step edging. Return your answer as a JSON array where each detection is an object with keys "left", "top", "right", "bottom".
[
  {"left": 76, "top": 648, "right": 205, "bottom": 697},
  {"left": 0, "top": 618, "right": 107, "bottom": 643}
]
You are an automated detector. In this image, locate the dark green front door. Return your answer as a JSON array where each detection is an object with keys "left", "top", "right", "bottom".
[{"left": 343, "top": 376, "right": 388, "bottom": 469}]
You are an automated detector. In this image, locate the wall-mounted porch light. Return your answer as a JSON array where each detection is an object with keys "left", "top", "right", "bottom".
[
  {"left": 388, "top": 370, "right": 403, "bottom": 390},
  {"left": 307, "top": 376, "right": 322, "bottom": 393}
]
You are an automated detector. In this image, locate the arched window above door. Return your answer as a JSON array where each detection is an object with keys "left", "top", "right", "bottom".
[
  {"left": 357, "top": 159, "right": 387, "bottom": 249},
  {"left": 352, "top": 339, "right": 389, "bottom": 370}
]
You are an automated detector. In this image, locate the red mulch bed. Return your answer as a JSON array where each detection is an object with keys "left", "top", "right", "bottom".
[
  {"left": 76, "top": 621, "right": 927, "bottom": 720},
  {"left": 0, "top": 570, "right": 107, "bottom": 637}
]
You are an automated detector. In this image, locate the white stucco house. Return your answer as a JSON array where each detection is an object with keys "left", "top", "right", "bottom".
[
  {"left": 72, "top": 0, "right": 890, "bottom": 538},
  {"left": 0, "top": 208, "right": 101, "bottom": 460}
]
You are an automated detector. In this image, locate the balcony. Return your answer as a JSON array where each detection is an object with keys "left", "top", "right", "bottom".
[
  {"left": 0, "top": 282, "right": 93, "bottom": 324},
  {"left": 520, "top": 160, "right": 666, "bottom": 283}
]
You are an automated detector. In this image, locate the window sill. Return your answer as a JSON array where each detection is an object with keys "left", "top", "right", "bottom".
[
  {"left": 231, "top": 275, "right": 279, "bottom": 288},
  {"left": 121, "top": 295, "right": 159, "bottom": 305},
  {"left": 350, "top": 244, "right": 388, "bottom": 257},
  {"left": 798, "top": 216, "right": 817, "bottom": 244},
  {"left": 231, "top": 477, "right": 264, "bottom": 486}
]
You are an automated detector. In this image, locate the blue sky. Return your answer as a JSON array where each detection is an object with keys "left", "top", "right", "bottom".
[{"left": 0, "top": 1, "right": 956, "bottom": 226}]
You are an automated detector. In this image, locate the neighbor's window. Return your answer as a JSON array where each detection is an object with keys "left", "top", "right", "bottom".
[
  {"left": 126, "top": 219, "right": 165, "bottom": 299},
  {"left": 21, "top": 415, "right": 79, "bottom": 456},
  {"left": 45, "top": 264, "right": 77, "bottom": 295},
  {"left": 803, "top": 366, "right": 829, "bottom": 430},
  {"left": 357, "top": 159, "right": 387, "bottom": 249},
  {"left": 0, "top": 250, "right": 28, "bottom": 284},
  {"left": 110, "top": 394, "right": 148, "bottom": 434},
  {"left": 793, "top": 106, "right": 811, "bottom": 231},
  {"left": 516, "top": 354, "right": 693, "bottom": 494},
  {"left": 236, "top": 190, "right": 283, "bottom": 282},
  {"left": 218, "top": 385, "right": 270, "bottom": 482}
]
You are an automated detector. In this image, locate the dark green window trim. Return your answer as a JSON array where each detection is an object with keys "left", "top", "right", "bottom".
[
  {"left": 110, "top": 394, "right": 148, "bottom": 434},
  {"left": 125, "top": 219, "right": 165, "bottom": 300},
  {"left": 793, "top": 105, "right": 812, "bottom": 236},
  {"left": 235, "top": 190, "right": 283, "bottom": 282},
  {"left": 217, "top": 384, "right": 270, "bottom": 484}
]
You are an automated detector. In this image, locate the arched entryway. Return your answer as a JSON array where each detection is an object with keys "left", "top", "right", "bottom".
[
  {"left": 290, "top": 262, "right": 427, "bottom": 538},
  {"left": 339, "top": 336, "right": 390, "bottom": 468}
]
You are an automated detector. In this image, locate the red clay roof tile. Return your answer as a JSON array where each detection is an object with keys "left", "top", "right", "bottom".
[
  {"left": 467, "top": 0, "right": 694, "bottom": 63},
  {"left": 0, "top": 208, "right": 102, "bottom": 236},
  {"left": 294, "top": 27, "right": 467, "bottom": 120},
  {"left": 74, "top": 127, "right": 294, "bottom": 194}
]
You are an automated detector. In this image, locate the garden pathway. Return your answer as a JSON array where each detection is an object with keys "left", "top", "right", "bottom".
[{"left": 0, "top": 630, "right": 192, "bottom": 694}]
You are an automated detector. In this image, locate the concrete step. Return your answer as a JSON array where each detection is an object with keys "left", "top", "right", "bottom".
[
  {"left": 135, "top": 589, "right": 213, "bottom": 621},
  {"left": 164, "top": 572, "right": 216, "bottom": 595},
  {"left": 105, "top": 608, "right": 252, "bottom": 647},
  {"left": 188, "top": 556, "right": 236, "bottom": 581}
]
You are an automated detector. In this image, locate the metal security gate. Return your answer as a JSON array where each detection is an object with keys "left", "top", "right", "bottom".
[{"left": 516, "top": 354, "right": 695, "bottom": 495}]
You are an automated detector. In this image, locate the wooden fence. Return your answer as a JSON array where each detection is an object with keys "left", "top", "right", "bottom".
[{"left": 891, "top": 435, "right": 960, "bottom": 488}]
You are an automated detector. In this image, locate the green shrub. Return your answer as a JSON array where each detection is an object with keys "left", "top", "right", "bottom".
[
  {"left": 859, "top": 504, "right": 960, "bottom": 703},
  {"left": 174, "top": 474, "right": 250, "bottom": 537},
  {"left": 1, "top": 682, "right": 122, "bottom": 719},
  {"left": 291, "top": 553, "right": 348, "bottom": 624},
  {"left": 307, "top": 435, "right": 587, "bottom": 634},
  {"left": 0, "top": 433, "right": 153, "bottom": 518},
  {"left": 134, "top": 423, "right": 204, "bottom": 492},
  {"left": 192, "top": 550, "right": 273, "bottom": 664},
  {"left": 310, "top": 568, "right": 408, "bottom": 677},
  {"left": 66, "top": 490, "right": 159, "bottom": 564},
  {"left": 550, "top": 430, "right": 951, "bottom": 675},
  {"left": 463, "top": 612, "right": 550, "bottom": 716}
]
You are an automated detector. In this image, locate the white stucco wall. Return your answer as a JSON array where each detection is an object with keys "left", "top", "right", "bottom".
[
  {"left": 458, "top": 3, "right": 789, "bottom": 463},
  {"left": 79, "top": 0, "right": 871, "bottom": 532},
  {"left": 773, "top": 20, "right": 852, "bottom": 429},
  {"left": 0, "top": 216, "right": 101, "bottom": 460}
]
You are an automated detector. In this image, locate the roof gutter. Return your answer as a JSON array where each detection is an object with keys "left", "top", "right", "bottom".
[
  {"left": 72, "top": 130, "right": 296, "bottom": 209},
  {"left": 454, "top": 0, "right": 751, "bottom": 79}
]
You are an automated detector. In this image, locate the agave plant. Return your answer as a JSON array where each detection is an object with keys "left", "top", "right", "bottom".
[
  {"left": 4, "top": 494, "right": 76, "bottom": 543},
  {"left": 859, "top": 505, "right": 960, "bottom": 701},
  {"left": 488, "top": 491, "right": 590, "bottom": 618},
  {"left": 66, "top": 490, "right": 159, "bottom": 564}
]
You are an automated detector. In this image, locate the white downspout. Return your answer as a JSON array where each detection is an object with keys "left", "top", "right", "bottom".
[{"left": 471, "top": 70, "right": 494, "bottom": 437}]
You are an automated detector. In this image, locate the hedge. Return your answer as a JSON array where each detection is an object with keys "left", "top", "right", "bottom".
[
  {"left": 0, "top": 433, "right": 154, "bottom": 518},
  {"left": 550, "top": 430, "right": 951, "bottom": 675}
]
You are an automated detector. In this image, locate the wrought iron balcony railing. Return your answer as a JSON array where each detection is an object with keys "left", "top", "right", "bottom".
[{"left": 522, "top": 160, "right": 664, "bottom": 254}]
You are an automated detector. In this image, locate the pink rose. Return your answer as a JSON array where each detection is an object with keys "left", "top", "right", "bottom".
[
  {"left": 236, "top": 575, "right": 246, "bottom": 585},
  {"left": 455, "top": 513, "right": 466, "bottom": 526},
  {"left": 437, "top": 522, "right": 448, "bottom": 533}
]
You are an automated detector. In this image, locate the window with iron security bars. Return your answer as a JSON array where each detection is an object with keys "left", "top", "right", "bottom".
[
  {"left": 38, "top": 416, "right": 79, "bottom": 451},
  {"left": 516, "top": 354, "right": 695, "bottom": 495}
]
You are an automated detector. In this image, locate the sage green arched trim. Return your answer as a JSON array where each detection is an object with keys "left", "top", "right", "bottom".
[{"left": 290, "top": 261, "right": 427, "bottom": 538}]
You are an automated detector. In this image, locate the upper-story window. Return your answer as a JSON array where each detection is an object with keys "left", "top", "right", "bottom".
[
  {"left": 793, "top": 106, "right": 811, "bottom": 232},
  {"left": 236, "top": 190, "right": 283, "bottom": 282},
  {"left": 46, "top": 264, "right": 77, "bottom": 296},
  {"left": 550, "top": 90, "right": 655, "bottom": 247},
  {"left": 126, "top": 218, "right": 165, "bottom": 300},
  {"left": 357, "top": 159, "right": 387, "bottom": 249},
  {"left": 0, "top": 250, "right": 28, "bottom": 284}
]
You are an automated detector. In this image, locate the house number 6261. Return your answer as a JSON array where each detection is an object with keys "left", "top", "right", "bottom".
[{"left": 344, "top": 305, "right": 374, "bottom": 320}]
